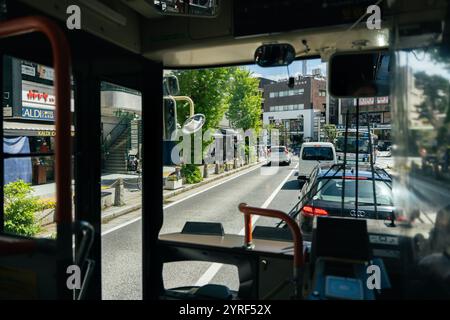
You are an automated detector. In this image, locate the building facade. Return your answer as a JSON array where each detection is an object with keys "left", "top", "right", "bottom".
[
  {"left": 339, "top": 96, "right": 391, "bottom": 145},
  {"left": 262, "top": 75, "right": 327, "bottom": 145},
  {"left": 2, "top": 56, "right": 75, "bottom": 185}
]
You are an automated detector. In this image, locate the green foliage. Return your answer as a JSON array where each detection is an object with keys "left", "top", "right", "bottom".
[
  {"left": 414, "top": 71, "right": 450, "bottom": 154},
  {"left": 414, "top": 71, "right": 450, "bottom": 128},
  {"left": 226, "top": 68, "right": 262, "bottom": 132},
  {"left": 323, "top": 124, "right": 337, "bottom": 142},
  {"left": 181, "top": 164, "right": 203, "bottom": 184},
  {"left": 4, "top": 180, "right": 44, "bottom": 236},
  {"left": 167, "top": 174, "right": 181, "bottom": 181},
  {"left": 174, "top": 68, "right": 235, "bottom": 131}
]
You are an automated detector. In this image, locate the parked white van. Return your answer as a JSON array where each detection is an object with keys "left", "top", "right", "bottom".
[{"left": 298, "top": 142, "right": 337, "bottom": 181}]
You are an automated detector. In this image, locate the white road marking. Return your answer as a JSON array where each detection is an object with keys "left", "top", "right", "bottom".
[
  {"left": 101, "top": 163, "right": 263, "bottom": 236},
  {"left": 195, "top": 164, "right": 298, "bottom": 287},
  {"left": 102, "top": 217, "right": 142, "bottom": 236}
]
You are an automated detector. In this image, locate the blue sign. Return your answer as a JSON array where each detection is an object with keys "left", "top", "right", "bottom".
[{"left": 21, "top": 106, "right": 54, "bottom": 121}]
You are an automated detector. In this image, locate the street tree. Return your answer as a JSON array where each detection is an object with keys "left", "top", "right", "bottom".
[
  {"left": 226, "top": 68, "right": 262, "bottom": 132},
  {"left": 174, "top": 68, "right": 234, "bottom": 131},
  {"left": 323, "top": 124, "right": 337, "bottom": 143}
]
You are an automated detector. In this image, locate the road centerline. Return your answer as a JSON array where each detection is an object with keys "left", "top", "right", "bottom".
[{"left": 194, "top": 164, "right": 298, "bottom": 287}]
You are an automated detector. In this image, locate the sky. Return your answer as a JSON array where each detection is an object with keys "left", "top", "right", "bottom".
[
  {"left": 402, "top": 51, "right": 450, "bottom": 79},
  {"left": 244, "top": 58, "right": 327, "bottom": 81}
]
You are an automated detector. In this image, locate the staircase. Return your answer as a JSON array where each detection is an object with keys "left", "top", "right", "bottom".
[
  {"left": 102, "top": 116, "right": 132, "bottom": 174},
  {"left": 103, "top": 130, "right": 129, "bottom": 173}
]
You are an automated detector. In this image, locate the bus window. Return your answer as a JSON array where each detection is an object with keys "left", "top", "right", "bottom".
[
  {"left": 100, "top": 82, "right": 143, "bottom": 300},
  {"left": 2, "top": 56, "right": 75, "bottom": 239},
  {"left": 161, "top": 58, "right": 326, "bottom": 290},
  {"left": 391, "top": 45, "right": 450, "bottom": 297}
]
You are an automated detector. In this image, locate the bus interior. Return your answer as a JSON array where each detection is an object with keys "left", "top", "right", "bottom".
[{"left": 0, "top": 0, "right": 450, "bottom": 301}]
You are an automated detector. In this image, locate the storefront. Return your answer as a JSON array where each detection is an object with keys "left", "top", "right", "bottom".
[
  {"left": 3, "top": 121, "right": 75, "bottom": 185},
  {"left": 3, "top": 56, "right": 75, "bottom": 185}
]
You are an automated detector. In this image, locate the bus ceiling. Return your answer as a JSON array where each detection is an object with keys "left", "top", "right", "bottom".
[{"left": 15, "top": 0, "right": 449, "bottom": 68}]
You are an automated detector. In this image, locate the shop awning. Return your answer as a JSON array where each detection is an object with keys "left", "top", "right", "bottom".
[{"left": 3, "top": 121, "right": 75, "bottom": 137}]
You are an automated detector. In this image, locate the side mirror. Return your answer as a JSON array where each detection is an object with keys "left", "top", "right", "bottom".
[
  {"left": 163, "top": 75, "right": 180, "bottom": 96},
  {"left": 328, "top": 50, "right": 391, "bottom": 98},
  {"left": 254, "top": 43, "right": 296, "bottom": 68}
]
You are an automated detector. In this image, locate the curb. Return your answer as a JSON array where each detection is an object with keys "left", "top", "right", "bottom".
[
  {"left": 99, "top": 161, "right": 265, "bottom": 223},
  {"left": 101, "top": 202, "right": 142, "bottom": 223},
  {"left": 163, "top": 161, "right": 265, "bottom": 200}
]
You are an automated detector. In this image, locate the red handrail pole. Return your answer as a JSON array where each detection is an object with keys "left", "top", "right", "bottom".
[
  {"left": 238, "top": 203, "right": 304, "bottom": 298},
  {"left": 0, "top": 17, "right": 72, "bottom": 225},
  {"left": 244, "top": 211, "right": 253, "bottom": 248},
  {"left": 238, "top": 203, "right": 304, "bottom": 267}
]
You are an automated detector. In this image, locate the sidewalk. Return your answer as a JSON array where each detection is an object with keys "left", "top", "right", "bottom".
[
  {"left": 163, "top": 160, "right": 265, "bottom": 200},
  {"left": 36, "top": 160, "right": 266, "bottom": 236},
  {"left": 31, "top": 173, "right": 141, "bottom": 199}
]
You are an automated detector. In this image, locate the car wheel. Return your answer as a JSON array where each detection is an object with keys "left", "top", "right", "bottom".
[{"left": 268, "top": 162, "right": 271, "bottom": 166}]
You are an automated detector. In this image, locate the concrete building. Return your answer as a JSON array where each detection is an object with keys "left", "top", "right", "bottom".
[
  {"left": 339, "top": 96, "right": 391, "bottom": 145},
  {"left": 262, "top": 75, "right": 327, "bottom": 145}
]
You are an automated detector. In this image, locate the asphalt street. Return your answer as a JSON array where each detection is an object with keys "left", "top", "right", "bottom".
[
  {"left": 101, "top": 155, "right": 398, "bottom": 299},
  {"left": 101, "top": 159, "right": 300, "bottom": 299}
]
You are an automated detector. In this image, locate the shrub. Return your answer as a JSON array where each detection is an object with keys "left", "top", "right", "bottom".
[
  {"left": 181, "top": 164, "right": 203, "bottom": 184},
  {"left": 4, "top": 180, "right": 45, "bottom": 237},
  {"left": 167, "top": 174, "right": 181, "bottom": 181}
]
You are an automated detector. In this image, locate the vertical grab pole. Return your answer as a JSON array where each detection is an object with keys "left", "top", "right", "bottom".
[
  {"left": 355, "top": 99, "right": 360, "bottom": 218},
  {"left": 0, "top": 16, "right": 72, "bottom": 225},
  {"left": 341, "top": 109, "right": 350, "bottom": 216},
  {"left": 367, "top": 114, "right": 378, "bottom": 219},
  {"left": 243, "top": 213, "right": 253, "bottom": 249}
]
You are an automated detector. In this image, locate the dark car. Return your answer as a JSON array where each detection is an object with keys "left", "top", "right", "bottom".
[{"left": 297, "top": 163, "right": 397, "bottom": 235}]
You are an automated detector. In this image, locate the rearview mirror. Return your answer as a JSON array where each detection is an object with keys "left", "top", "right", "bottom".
[
  {"left": 153, "top": 0, "right": 219, "bottom": 18},
  {"left": 163, "top": 75, "right": 180, "bottom": 96},
  {"left": 254, "top": 44, "right": 296, "bottom": 68},
  {"left": 329, "top": 51, "right": 391, "bottom": 98}
]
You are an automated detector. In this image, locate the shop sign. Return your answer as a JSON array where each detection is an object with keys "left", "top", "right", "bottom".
[
  {"left": 358, "top": 97, "right": 375, "bottom": 106},
  {"left": 37, "top": 131, "right": 56, "bottom": 137},
  {"left": 377, "top": 96, "right": 389, "bottom": 104},
  {"left": 22, "top": 80, "right": 74, "bottom": 111},
  {"left": 37, "top": 65, "right": 54, "bottom": 81},
  {"left": 3, "top": 107, "right": 12, "bottom": 117},
  {"left": 21, "top": 64, "right": 36, "bottom": 77},
  {"left": 22, "top": 81, "right": 56, "bottom": 107},
  {"left": 37, "top": 130, "right": 75, "bottom": 137},
  {"left": 22, "top": 107, "right": 54, "bottom": 121},
  {"left": 24, "top": 90, "right": 55, "bottom": 105}
]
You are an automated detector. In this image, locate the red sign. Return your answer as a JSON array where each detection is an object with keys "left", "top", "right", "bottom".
[{"left": 26, "top": 90, "right": 54, "bottom": 104}]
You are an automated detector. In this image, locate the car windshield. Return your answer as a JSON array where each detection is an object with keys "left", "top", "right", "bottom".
[
  {"left": 271, "top": 147, "right": 285, "bottom": 153},
  {"left": 302, "top": 147, "right": 334, "bottom": 160},
  {"left": 315, "top": 178, "right": 393, "bottom": 206}
]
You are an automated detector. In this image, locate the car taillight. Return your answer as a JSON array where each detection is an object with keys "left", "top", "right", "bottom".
[
  {"left": 396, "top": 215, "right": 407, "bottom": 222},
  {"left": 342, "top": 176, "right": 368, "bottom": 180},
  {"left": 285, "top": 150, "right": 288, "bottom": 154},
  {"left": 301, "top": 205, "right": 328, "bottom": 217}
]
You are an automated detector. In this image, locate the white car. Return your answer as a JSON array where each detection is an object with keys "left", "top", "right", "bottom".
[
  {"left": 268, "top": 146, "right": 291, "bottom": 166},
  {"left": 298, "top": 142, "right": 337, "bottom": 181}
]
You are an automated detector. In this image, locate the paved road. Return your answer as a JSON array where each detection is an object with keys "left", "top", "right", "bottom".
[
  {"left": 100, "top": 154, "right": 405, "bottom": 300},
  {"left": 102, "top": 159, "right": 300, "bottom": 299}
]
